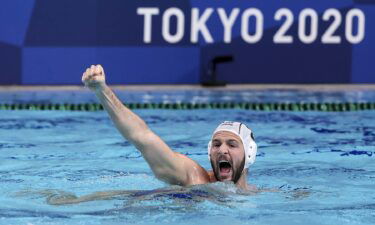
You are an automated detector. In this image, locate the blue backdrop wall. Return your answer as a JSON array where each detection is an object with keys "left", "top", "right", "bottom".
[{"left": 0, "top": 0, "right": 374, "bottom": 85}]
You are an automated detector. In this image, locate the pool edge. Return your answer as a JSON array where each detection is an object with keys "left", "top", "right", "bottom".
[{"left": 1, "top": 84, "right": 375, "bottom": 92}]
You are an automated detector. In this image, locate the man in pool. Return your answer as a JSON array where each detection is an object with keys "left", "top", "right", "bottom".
[{"left": 81, "top": 65, "right": 258, "bottom": 191}]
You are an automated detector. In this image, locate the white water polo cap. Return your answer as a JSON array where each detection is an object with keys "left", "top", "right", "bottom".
[{"left": 208, "top": 121, "right": 257, "bottom": 169}]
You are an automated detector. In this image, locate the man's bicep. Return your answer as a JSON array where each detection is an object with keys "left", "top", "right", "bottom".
[{"left": 132, "top": 130, "right": 190, "bottom": 184}]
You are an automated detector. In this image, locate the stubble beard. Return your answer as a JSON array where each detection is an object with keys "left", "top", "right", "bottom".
[{"left": 211, "top": 155, "right": 246, "bottom": 184}]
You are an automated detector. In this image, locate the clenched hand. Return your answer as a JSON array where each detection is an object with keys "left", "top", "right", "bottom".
[{"left": 82, "top": 65, "right": 106, "bottom": 91}]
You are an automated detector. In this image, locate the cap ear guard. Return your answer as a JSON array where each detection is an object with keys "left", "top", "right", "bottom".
[
  {"left": 241, "top": 124, "right": 257, "bottom": 168},
  {"left": 246, "top": 137, "right": 257, "bottom": 167}
]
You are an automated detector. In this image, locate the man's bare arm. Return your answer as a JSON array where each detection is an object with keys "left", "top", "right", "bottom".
[{"left": 81, "top": 65, "right": 202, "bottom": 185}]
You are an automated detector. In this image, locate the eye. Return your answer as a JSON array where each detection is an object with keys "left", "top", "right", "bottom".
[
  {"left": 228, "top": 141, "right": 238, "bottom": 148},
  {"left": 212, "top": 142, "right": 221, "bottom": 147}
]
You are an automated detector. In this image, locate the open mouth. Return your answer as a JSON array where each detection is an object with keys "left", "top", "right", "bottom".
[{"left": 219, "top": 160, "right": 232, "bottom": 175}]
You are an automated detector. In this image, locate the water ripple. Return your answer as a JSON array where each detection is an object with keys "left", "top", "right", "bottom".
[{"left": 0, "top": 143, "right": 36, "bottom": 149}]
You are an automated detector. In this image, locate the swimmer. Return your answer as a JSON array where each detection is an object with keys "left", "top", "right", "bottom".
[{"left": 81, "top": 65, "right": 258, "bottom": 191}]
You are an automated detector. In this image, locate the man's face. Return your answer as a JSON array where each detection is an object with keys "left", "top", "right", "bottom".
[{"left": 210, "top": 131, "right": 246, "bottom": 183}]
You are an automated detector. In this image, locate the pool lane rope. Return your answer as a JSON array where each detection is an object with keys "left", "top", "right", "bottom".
[{"left": 0, "top": 102, "right": 375, "bottom": 112}]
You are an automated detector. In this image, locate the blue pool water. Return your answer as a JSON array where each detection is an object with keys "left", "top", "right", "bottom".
[{"left": 0, "top": 90, "right": 374, "bottom": 225}]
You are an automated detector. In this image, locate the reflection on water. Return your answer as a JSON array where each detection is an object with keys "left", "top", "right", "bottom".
[
  {"left": 15, "top": 182, "right": 251, "bottom": 206},
  {"left": 14, "top": 181, "right": 311, "bottom": 217}
]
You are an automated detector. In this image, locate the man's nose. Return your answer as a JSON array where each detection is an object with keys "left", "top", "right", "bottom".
[{"left": 218, "top": 144, "right": 229, "bottom": 154}]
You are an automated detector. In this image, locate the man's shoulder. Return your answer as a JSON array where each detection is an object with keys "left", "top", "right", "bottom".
[
  {"left": 174, "top": 152, "right": 213, "bottom": 185},
  {"left": 207, "top": 170, "right": 217, "bottom": 183}
]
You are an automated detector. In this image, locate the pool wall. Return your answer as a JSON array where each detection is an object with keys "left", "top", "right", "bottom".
[{"left": 0, "top": 0, "right": 374, "bottom": 85}]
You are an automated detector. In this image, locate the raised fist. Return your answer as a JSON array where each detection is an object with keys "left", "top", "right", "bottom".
[{"left": 82, "top": 65, "right": 106, "bottom": 91}]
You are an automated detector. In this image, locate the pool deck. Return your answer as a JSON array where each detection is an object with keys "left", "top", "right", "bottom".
[{"left": 0, "top": 84, "right": 375, "bottom": 92}]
